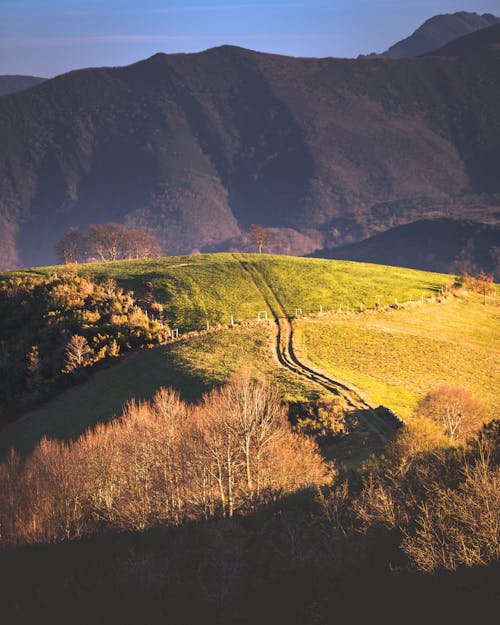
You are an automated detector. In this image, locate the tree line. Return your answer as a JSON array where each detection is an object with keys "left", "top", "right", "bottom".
[
  {"left": 55, "top": 223, "right": 162, "bottom": 264},
  {"left": 0, "top": 370, "right": 497, "bottom": 577},
  {"left": 0, "top": 372, "right": 329, "bottom": 544}
]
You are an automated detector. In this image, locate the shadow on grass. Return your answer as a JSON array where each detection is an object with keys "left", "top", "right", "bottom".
[{"left": 0, "top": 343, "right": 218, "bottom": 459}]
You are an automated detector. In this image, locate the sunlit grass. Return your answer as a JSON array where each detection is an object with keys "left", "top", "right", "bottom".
[
  {"left": 294, "top": 294, "right": 499, "bottom": 418},
  {"left": 3, "top": 253, "right": 454, "bottom": 330}
]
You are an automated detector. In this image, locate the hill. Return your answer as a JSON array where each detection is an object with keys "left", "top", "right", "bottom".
[
  {"left": 0, "top": 253, "right": 473, "bottom": 459},
  {"left": 314, "top": 219, "right": 500, "bottom": 279},
  {"left": 0, "top": 24, "right": 500, "bottom": 269},
  {"left": 376, "top": 11, "right": 500, "bottom": 58},
  {"left": 5, "top": 253, "right": 451, "bottom": 329},
  {"left": 0, "top": 75, "right": 46, "bottom": 97}
]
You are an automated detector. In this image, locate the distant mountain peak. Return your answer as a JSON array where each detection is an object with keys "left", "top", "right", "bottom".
[{"left": 377, "top": 11, "right": 500, "bottom": 58}]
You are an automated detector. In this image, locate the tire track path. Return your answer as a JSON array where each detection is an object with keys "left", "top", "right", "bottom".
[{"left": 233, "top": 254, "right": 399, "bottom": 446}]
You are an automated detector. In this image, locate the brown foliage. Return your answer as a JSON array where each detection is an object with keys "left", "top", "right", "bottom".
[
  {"left": 417, "top": 385, "right": 488, "bottom": 443},
  {"left": 0, "top": 375, "right": 329, "bottom": 546},
  {"left": 455, "top": 271, "right": 496, "bottom": 303},
  {"left": 402, "top": 453, "right": 500, "bottom": 572}
]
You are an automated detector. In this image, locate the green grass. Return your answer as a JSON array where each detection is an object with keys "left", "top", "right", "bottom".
[
  {"left": 0, "top": 323, "right": 320, "bottom": 457},
  {"left": 251, "top": 256, "right": 452, "bottom": 315},
  {"left": 2, "top": 253, "right": 453, "bottom": 331},
  {"left": 294, "top": 294, "right": 499, "bottom": 418},
  {"left": 0, "top": 253, "right": 475, "bottom": 457}
]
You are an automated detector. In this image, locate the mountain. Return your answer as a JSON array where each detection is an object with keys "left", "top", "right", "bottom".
[
  {"left": 0, "top": 24, "right": 500, "bottom": 269},
  {"left": 0, "top": 75, "right": 46, "bottom": 97},
  {"left": 378, "top": 11, "right": 499, "bottom": 58},
  {"left": 314, "top": 219, "right": 500, "bottom": 279}
]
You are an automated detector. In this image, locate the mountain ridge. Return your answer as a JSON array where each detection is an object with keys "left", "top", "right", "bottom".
[
  {"left": 0, "top": 24, "right": 499, "bottom": 269},
  {"left": 376, "top": 11, "right": 500, "bottom": 58}
]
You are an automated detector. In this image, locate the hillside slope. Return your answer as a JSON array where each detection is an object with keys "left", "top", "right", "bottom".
[
  {"left": 315, "top": 219, "right": 500, "bottom": 279},
  {"left": 0, "top": 254, "right": 451, "bottom": 449},
  {"left": 0, "top": 75, "right": 46, "bottom": 97},
  {"left": 1, "top": 24, "right": 500, "bottom": 269}
]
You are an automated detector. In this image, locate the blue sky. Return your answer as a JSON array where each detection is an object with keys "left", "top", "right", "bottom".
[{"left": 1, "top": 0, "right": 499, "bottom": 76}]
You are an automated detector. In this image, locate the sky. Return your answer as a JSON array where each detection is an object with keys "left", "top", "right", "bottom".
[{"left": 1, "top": 0, "right": 499, "bottom": 77}]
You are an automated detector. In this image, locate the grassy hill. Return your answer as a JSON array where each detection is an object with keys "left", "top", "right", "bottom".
[
  {"left": 0, "top": 254, "right": 473, "bottom": 457},
  {"left": 0, "top": 323, "right": 320, "bottom": 457},
  {"left": 295, "top": 293, "right": 499, "bottom": 418},
  {"left": 5, "top": 253, "right": 451, "bottom": 331}
]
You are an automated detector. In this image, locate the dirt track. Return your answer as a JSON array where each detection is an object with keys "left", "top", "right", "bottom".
[{"left": 233, "top": 254, "right": 401, "bottom": 446}]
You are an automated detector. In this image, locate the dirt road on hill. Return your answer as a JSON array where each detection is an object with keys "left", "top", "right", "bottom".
[{"left": 233, "top": 254, "right": 401, "bottom": 446}]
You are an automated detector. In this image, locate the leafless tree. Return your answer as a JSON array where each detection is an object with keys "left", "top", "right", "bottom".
[
  {"left": 63, "top": 335, "right": 92, "bottom": 373},
  {"left": 249, "top": 224, "right": 269, "bottom": 254},
  {"left": 417, "top": 385, "right": 487, "bottom": 443},
  {"left": 55, "top": 227, "right": 83, "bottom": 264}
]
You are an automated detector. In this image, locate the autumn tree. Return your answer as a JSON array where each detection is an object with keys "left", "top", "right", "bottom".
[
  {"left": 86, "top": 223, "right": 127, "bottom": 261},
  {"left": 475, "top": 272, "right": 496, "bottom": 304},
  {"left": 83, "top": 223, "right": 162, "bottom": 261},
  {"left": 249, "top": 224, "right": 269, "bottom": 254},
  {"left": 416, "top": 385, "right": 487, "bottom": 443},
  {"left": 455, "top": 271, "right": 496, "bottom": 303},
  {"left": 125, "top": 228, "right": 162, "bottom": 259},
  {"left": 55, "top": 226, "right": 83, "bottom": 264},
  {"left": 0, "top": 375, "right": 329, "bottom": 546}
]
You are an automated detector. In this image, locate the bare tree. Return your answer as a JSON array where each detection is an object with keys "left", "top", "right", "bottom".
[
  {"left": 63, "top": 223, "right": 163, "bottom": 262},
  {"left": 125, "top": 229, "right": 163, "bottom": 259},
  {"left": 249, "top": 224, "right": 269, "bottom": 254},
  {"left": 475, "top": 272, "right": 496, "bottom": 304},
  {"left": 55, "top": 227, "right": 83, "bottom": 264},
  {"left": 417, "top": 385, "right": 487, "bottom": 443},
  {"left": 86, "top": 224, "right": 128, "bottom": 261},
  {"left": 63, "top": 335, "right": 92, "bottom": 373}
]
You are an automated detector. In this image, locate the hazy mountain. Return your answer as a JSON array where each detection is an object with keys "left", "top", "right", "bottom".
[
  {"left": 0, "top": 24, "right": 499, "bottom": 269},
  {"left": 377, "top": 11, "right": 499, "bottom": 58},
  {"left": 314, "top": 219, "right": 500, "bottom": 279},
  {"left": 0, "top": 75, "right": 46, "bottom": 97}
]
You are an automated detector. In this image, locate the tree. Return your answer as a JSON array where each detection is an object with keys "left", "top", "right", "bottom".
[
  {"left": 86, "top": 223, "right": 128, "bottom": 261},
  {"left": 475, "top": 272, "right": 496, "bottom": 305},
  {"left": 63, "top": 335, "right": 92, "bottom": 373},
  {"left": 455, "top": 271, "right": 496, "bottom": 304},
  {"left": 55, "top": 223, "right": 163, "bottom": 262},
  {"left": 249, "top": 224, "right": 269, "bottom": 254},
  {"left": 125, "top": 228, "right": 162, "bottom": 259},
  {"left": 416, "top": 385, "right": 487, "bottom": 443},
  {"left": 55, "top": 227, "right": 83, "bottom": 264},
  {"left": 26, "top": 345, "right": 42, "bottom": 389}
]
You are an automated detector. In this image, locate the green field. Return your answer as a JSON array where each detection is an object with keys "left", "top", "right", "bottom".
[
  {"left": 3, "top": 253, "right": 452, "bottom": 331},
  {"left": 1, "top": 254, "right": 480, "bottom": 457},
  {"left": 294, "top": 294, "right": 499, "bottom": 418},
  {"left": 0, "top": 323, "right": 320, "bottom": 457}
]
